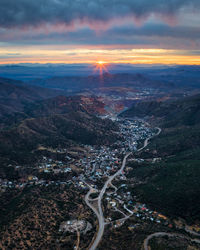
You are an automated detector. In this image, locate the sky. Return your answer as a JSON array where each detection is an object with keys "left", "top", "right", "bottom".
[{"left": 0, "top": 0, "right": 200, "bottom": 65}]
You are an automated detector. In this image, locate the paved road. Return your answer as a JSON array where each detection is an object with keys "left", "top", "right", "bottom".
[
  {"left": 84, "top": 187, "right": 99, "bottom": 218},
  {"left": 185, "top": 226, "right": 200, "bottom": 237},
  {"left": 138, "top": 127, "right": 161, "bottom": 152},
  {"left": 85, "top": 126, "right": 162, "bottom": 250},
  {"left": 88, "top": 152, "right": 131, "bottom": 250},
  {"left": 143, "top": 232, "right": 200, "bottom": 250},
  {"left": 144, "top": 232, "right": 181, "bottom": 250}
]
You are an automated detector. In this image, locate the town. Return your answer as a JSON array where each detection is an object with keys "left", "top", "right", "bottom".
[
  {"left": 1, "top": 117, "right": 200, "bottom": 250},
  {"left": 0, "top": 118, "right": 153, "bottom": 192}
]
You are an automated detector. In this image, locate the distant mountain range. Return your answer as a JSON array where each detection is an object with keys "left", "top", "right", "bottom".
[
  {"left": 28, "top": 73, "right": 174, "bottom": 92},
  {"left": 1, "top": 64, "right": 200, "bottom": 88},
  {"left": 146, "top": 65, "right": 200, "bottom": 88}
]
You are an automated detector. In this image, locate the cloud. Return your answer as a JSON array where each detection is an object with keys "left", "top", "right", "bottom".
[
  {"left": 1, "top": 22, "right": 200, "bottom": 50},
  {"left": 0, "top": 52, "right": 23, "bottom": 59},
  {"left": 0, "top": 0, "right": 200, "bottom": 52},
  {"left": 0, "top": 0, "right": 200, "bottom": 28}
]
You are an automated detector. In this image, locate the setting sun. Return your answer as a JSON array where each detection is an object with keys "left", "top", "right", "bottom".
[
  {"left": 94, "top": 61, "right": 108, "bottom": 75},
  {"left": 97, "top": 61, "right": 106, "bottom": 65}
]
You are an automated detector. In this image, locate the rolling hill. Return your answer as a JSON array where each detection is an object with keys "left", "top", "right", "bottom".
[
  {"left": 0, "top": 95, "right": 119, "bottom": 165},
  {"left": 29, "top": 73, "right": 173, "bottom": 92},
  {"left": 122, "top": 94, "right": 200, "bottom": 223},
  {"left": 121, "top": 93, "right": 200, "bottom": 127},
  {"left": 0, "top": 77, "right": 64, "bottom": 119}
]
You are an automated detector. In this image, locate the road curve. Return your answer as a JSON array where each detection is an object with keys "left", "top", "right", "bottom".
[
  {"left": 86, "top": 126, "right": 162, "bottom": 250},
  {"left": 84, "top": 187, "right": 100, "bottom": 222},
  {"left": 144, "top": 232, "right": 182, "bottom": 250},
  {"left": 89, "top": 152, "right": 132, "bottom": 250},
  {"left": 138, "top": 127, "right": 161, "bottom": 152},
  {"left": 143, "top": 232, "right": 200, "bottom": 250}
]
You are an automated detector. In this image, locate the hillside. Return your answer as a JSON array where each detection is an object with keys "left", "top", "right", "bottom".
[
  {"left": 121, "top": 93, "right": 200, "bottom": 156},
  {"left": 24, "top": 95, "right": 106, "bottom": 118},
  {"left": 0, "top": 77, "right": 64, "bottom": 119},
  {"left": 0, "top": 95, "right": 119, "bottom": 165},
  {"left": 122, "top": 94, "right": 200, "bottom": 223},
  {"left": 121, "top": 93, "right": 200, "bottom": 127}
]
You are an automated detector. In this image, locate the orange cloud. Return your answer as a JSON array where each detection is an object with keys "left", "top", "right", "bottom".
[{"left": 0, "top": 46, "right": 200, "bottom": 65}]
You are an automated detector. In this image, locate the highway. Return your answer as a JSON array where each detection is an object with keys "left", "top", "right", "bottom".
[
  {"left": 89, "top": 152, "right": 132, "bottom": 250},
  {"left": 85, "top": 126, "right": 162, "bottom": 250}
]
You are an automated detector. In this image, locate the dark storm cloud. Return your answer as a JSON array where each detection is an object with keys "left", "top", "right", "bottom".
[{"left": 0, "top": 0, "right": 200, "bottom": 28}]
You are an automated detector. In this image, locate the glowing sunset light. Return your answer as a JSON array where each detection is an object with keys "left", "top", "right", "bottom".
[
  {"left": 0, "top": 1, "right": 200, "bottom": 65},
  {"left": 97, "top": 61, "right": 106, "bottom": 65},
  {"left": 94, "top": 61, "right": 109, "bottom": 76},
  {"left": 0, "top": 46, "right": 200, "bottom": 65}
]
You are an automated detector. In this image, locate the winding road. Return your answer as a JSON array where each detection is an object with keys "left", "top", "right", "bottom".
[
  {"left": 143, "top": 232, "right": 200, "bottom": 250},
  {"left": 144, "top": 232, "right": 182, "bottom": 250},
  {"left": 85, "top": 126, "right": 162, "bottom": 250}
]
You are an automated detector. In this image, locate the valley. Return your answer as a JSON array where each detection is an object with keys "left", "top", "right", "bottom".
[
  {"left": 0, "top": 74, "right": 200, "bottom": 249},
  {"left": 1, "top": 0, "right": 200, "bottom": 249}
]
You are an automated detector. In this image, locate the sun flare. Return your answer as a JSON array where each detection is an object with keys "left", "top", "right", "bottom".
[
  {"left": 94, "top": 61, "right": 108, "bottom": 75},
  {"left": 97, "top": 61, "right": 105, "bottom": 65}
]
